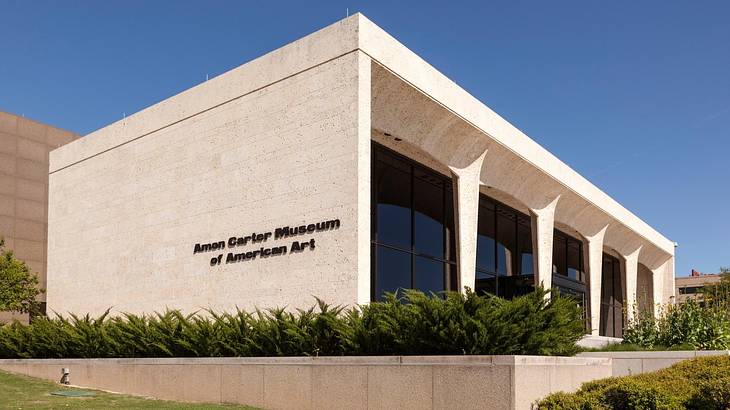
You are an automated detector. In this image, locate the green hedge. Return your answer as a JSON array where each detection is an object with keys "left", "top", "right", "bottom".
[
  {"left": 537, "top": 356, "right": 730, "bottom": 409},
  {"left": 0, "top": 287, "right": 584, "bottom": 358}
]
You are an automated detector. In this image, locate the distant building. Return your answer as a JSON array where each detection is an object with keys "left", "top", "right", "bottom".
[
  {"left": 0, "top": 111, "right": 79, "bottom": 322},
  {"left": 675, "top": 270, "right": 722, "bottom": 304}
]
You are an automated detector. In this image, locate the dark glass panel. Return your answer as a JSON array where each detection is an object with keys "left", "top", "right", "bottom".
[
  {"left": 476, "top": 203, "right": 496, "bottom": 272},
  {"left": 521, "top": 253, "right": 534, "bottom": 275},
  {"left": 602, "top": 258, "right": 613, "bottom": 300},
  {"left": 553, "top": 271, "right": 588, "bottom": 330},
  {"left": 371, "top": 143, "right": 457, "bottom": 300},
  {"left": 498, "top": 275, "right": 535, "bottom": 299},
  {"left": 376, "top": 148, "right": 410, "bottom": 173},
  {"left": 555, "top": 286, "right": 585, "bottom": 306},
  {"left": 612, "top": 261, "right": 623, "bottom": 306},
  {"left": 600, "top": 304, "right": 611, "bottom": 336},
  {"left": 567, "top": 242, "right": 582, "bottom": 281},
  {"left": 375, "top": 160, "right": 411, "bottom": 249},
  {"left": 415, "top": 256, "right": 445, "bottom": 295},
  {"left": 477, "top": 197, "right": 533, "bottom": 294},
  {"left": 556, "top": 286, "right": 587, "bottom": 329},
  {"left": 553, "top": 235, "right": 567, "bottom": 276},
  {"left": 375, "top": 246, "right": 411, "bottom": 300},
  {"left": 613, "top": 306, "right": 623, "bottom": 336},
  {"left": 496, "top": 208, "right": 516, "bottom": 276},
  {"left": 475, "top": 271, "right": 497, "bottom": 296},
  {"left": 599, "top": 254, "right": 624, "bottom": 337},
  {"left": 444, "top": 188, "right": 456, "bottom": 262},
  {"left": 447, "top": 263, "right": 458, "bottom": 292},
  {"left": 413, "top": 175, "right": 444, "bottom": 259},
  {"left": 517, "top": 223, "right": 533, "bottom": 275}
]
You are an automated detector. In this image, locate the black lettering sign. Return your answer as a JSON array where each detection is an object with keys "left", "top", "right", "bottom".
[{"left": 192, "top": 219, "right": 339, "bottom": 267}]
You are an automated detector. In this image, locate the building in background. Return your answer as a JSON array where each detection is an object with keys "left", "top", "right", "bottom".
[
  {"left": 675, "top": 269, "right": 722, "bottom": 305},
  {"left": 45, "top": 14, "right": 675, "bottom": 339},
  {"left": 0, "top": 111, "right": 79, "bottom": 322}
]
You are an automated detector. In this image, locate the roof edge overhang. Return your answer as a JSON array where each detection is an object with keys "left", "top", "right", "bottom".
[
  {"left": 355, "top": 14, "right": 674, "bottom": 257},
  {"left": 48, "top": 13, "right": 674, "bottom": 257}
]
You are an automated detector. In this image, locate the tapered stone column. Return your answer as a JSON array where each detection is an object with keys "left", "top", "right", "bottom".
[
  {"left": 449, "top": 149, "right": 488, "bottom": 293},
  {"left": 651, "top": 258, "right": 674, "bottom": 317},
  {"left": 652, "top": 266, "right": 664, "bottom": 318},
  {"left": 584, "top": 225, "right": 608, "bottom": 336},
  {"left": 622, "top": 246, "right": 642, "bottom": 323},
  {"left": 529, "top": 196, "right": 560, "bottom": 296}
]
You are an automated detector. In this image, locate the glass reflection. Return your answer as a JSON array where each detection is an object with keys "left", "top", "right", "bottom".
[
  {"left": 376, "top": 162, "right": 411, "bottom": 249},
  {"left": 475, "top": 196, "right": 534, "bottom": 299},
  {"left": 375, "top": 246, "right": 411, "bottom": 300},
  {"left": 414, "top": 176, "right": 444, "bottom": 258},
  {"left": 371, "top": 143, "right": 456, "bottom": 300},
  {"left": 599, "top": 253, "right": 624, "bottom": 337},
  {"left": 415, "top": 256, "right": 444, "bottom": 295}
]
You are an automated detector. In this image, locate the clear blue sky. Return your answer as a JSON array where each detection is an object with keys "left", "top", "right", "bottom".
[{"left": 2, "top": 1, "right": 728, "bottom": 276}]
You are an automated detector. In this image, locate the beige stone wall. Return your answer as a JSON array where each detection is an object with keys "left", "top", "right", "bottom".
[
  {"left": 580, "top": 350, "right": 730, "bottom": 377},
  {"left": 0, "top": 112, "right": 78, "bottom": 322},
  {"left": 47, "top": 52, "right": 368, "bottom": 316},
  {"left": 0, "top": 356, "right": 612, "bottom": 410}
]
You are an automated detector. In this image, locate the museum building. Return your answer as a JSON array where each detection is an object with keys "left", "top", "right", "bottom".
[{"left": 46, "top": 14, "right": 675, "bottom": 338}]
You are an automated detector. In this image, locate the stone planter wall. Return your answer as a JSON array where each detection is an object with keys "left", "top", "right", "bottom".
[{"left": 0, "top": 355, "right": 611, "bottom": 410}]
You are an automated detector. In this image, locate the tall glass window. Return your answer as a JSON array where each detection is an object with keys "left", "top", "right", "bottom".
[
  {"left": 600, "top": 253, "right": 624, "bottom": 337},
  {"left": 371, "top": 143, "right": 457, "bottom": 300},
  {"left": 552, "top": 230, "right": 585, "bottom": 282},
  {"left": 552, "top": 230, "right": 587, "bottom": 327},
  {"left": 475, "top": 195, "right": 533, "bottom": 299}
]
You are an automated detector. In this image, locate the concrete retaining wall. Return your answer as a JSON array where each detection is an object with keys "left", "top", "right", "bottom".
[
  {"left": 579, "top": 350, "right": 730, "bottom": 376},
  {"left": 0, "top": 355, "right": 610, "bottom": 410}
]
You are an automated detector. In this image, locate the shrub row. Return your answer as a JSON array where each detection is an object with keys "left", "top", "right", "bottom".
[
  {"left": 0, "top": 287, "right": 584, "bottom": 358},
  {"left": 623, "top": 299, "right": 730, "bottom": 350},
  {"left": 537, "top": 355, "right": 730, "bottom": 409}
]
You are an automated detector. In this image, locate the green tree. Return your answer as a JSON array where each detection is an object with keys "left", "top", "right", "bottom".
[
  {"left": 0, "top": 238, "right": 44, "bottom": 315},
  {"left": 702, "top": 267, "right": 730, "bottom": 310}
]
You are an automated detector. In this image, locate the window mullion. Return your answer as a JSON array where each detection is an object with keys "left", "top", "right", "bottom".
[
  {"left": 442, "top": 184, "right": 447, "bottom": 291},
  {"left": 371, "top": 150, "right": 377, "bottom": 301},
  {"left": 514, "top": 215, "right": 519, "bottom": 276},
  {"left": 410, "top": 164, "right": 415, "bottom": 290},
  {"left": 494, "top": 204, "right": 498, "bottom": 295}
]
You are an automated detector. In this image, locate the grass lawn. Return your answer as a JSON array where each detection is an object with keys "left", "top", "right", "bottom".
[{"left": 0, "top": 369, "right": 258, "bottom": 409}]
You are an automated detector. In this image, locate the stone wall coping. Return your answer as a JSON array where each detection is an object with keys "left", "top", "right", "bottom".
[
  {"left": 0, "top": 354, "right": 609, "bottom": 367},
  {"left": 579, "top": 350, "right": 730, "bottom": 359}
]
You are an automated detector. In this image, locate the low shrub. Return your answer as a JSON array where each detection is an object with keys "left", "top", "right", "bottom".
[
  {"left": 623, "top": 299, "right": 730, "bottom": 350},
  {"left": 537, "top": 356, "right": 730, "bottom": 409},
  {"left": 690, "top": 376, "right": 730, "bottom": 409},
  {"left": 0, "top": 287, "right": 584, "bottom": 358}
]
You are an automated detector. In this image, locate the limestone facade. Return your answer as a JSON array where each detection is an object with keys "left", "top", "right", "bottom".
[{"left": 46, "top": 14, "right": 675, "bottom": 336}]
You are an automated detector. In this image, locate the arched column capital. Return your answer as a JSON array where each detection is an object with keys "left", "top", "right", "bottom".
[
  {"left": 448, "top": 148, "right": 488, "bottom": 180},
  {"left": 621, "top": 245, "right": 643, "bottom": 262},
  {"left": 582, "top": 224, "right": 609, "bottom": 243},
  {"left": 528, "top": 194, "right": 561, "bottom": 217}
]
